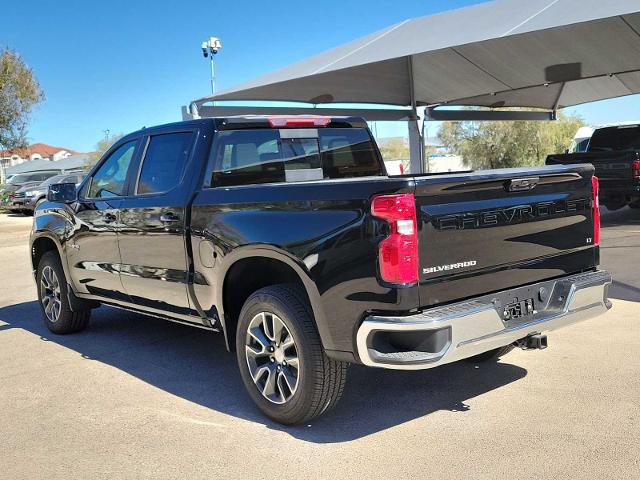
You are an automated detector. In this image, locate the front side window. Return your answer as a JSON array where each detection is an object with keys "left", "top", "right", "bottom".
[
  {"left": 87, "top": 140, "right": 137, "bottom": 198},
  {"left": 137, "top": 132, "right": 193, "bottom": 194},
  {"left": 208, "top": 128, "right": 381, "bottom": 188}
]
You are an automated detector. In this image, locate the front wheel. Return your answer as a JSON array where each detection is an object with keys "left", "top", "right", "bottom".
[
  {"left": 37, "top": 251, "right": 90, "bottom": 334},
  {"left": 236, "top": 284, "right": 347, "bottom": 424}
]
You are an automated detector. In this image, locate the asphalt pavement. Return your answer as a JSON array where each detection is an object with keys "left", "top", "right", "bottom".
[{"left": 0, "top": 208, "right": 638, "bottom": 480}]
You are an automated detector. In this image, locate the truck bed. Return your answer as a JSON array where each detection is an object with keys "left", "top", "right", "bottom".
[{"left": 412, "top": 164, "right": 598, "bottom": 307}]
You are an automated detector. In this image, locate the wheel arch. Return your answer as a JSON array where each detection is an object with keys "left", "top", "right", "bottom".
[
  {"left": 218, "top": 248, "right": 332, "bottom": 353},
  {"left": 31, "top": 232, "right": 65, "bottom": 275}
]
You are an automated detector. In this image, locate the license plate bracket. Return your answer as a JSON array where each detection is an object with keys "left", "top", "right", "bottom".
[{"left": 503, "top": 298, "right": 535, "bottom": 321}]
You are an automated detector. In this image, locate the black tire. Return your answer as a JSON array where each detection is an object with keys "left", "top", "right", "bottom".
[
  {"left": 465, "top": 344, "right": 515, "bottom": 363},
  {"left": 629, "top": 202, "right": 640, "bottom": 209},
  {"left": 36, "top": 251, "right": 90, "bottom": 334},
  {"left": 235, "top": 284, "right": 347, "bottom": 424}
]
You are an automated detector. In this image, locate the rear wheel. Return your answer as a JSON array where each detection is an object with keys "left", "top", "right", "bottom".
[
  {"left": 236, "top": 284, "right": 347, "bottom": 424},
  {"left": 37, "top": 251, "right": 90, "bottom": 334},
  {"left": 465, "top": 344, "right": 515, "bottom": 363}
]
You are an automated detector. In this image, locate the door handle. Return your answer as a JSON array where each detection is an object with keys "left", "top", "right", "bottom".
[
  {"left": 160, "top": 212, "right": 181, "bottom": 224},
  {"left": 103, "top": 212, "right": 117, "bottom": 223}
]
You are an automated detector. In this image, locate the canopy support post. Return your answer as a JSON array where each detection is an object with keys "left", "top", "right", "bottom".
[
  {"left": 407, "top": 56, "right": 424, "bottom": 174},
  {"left": 408, "top": 120, "right": 423, "bottom": 174}
]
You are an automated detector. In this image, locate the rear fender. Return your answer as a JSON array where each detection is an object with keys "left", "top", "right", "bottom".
[{"left": 216, "top": 245, "right": 331, "bottom": 351}]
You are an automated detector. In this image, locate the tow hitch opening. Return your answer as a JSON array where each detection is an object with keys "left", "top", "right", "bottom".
[{"left": 518, "top": 334, "right": 548, "bottom": 350}]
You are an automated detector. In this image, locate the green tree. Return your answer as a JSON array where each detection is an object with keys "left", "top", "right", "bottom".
[
  {"left": 87, "top": 133, "right": 124, "bottom": 167},
  {"left": 378, "top": 137, "right": 409, "bottom": 161},
  {"left": 0, "top": 48, "right": 44, "bottom": 150},
  {"left": 377, "top": 137, "right": 439, "bottom": 173},
  {"left": 439, "top": 111, "right": 584, "bottom": 170}
]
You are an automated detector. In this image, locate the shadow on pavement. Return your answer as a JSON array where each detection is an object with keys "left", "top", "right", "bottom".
[
  {"left": 600, "top": 206, "right": 640, "bottom": 227},
  {"left": 599, "top": 206, "right": 640, "bottom": 303},
  {"left": 0, "top": 300, "right": 527, "bottom": 443},
  {"left": 609, "top": 281, "right": 640, "bottom": 303}
]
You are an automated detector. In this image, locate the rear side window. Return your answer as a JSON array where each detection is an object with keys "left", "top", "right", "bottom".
[
  {"left": 207, "top": 128, "right": 381, "bottom": 187},
  {"left": 137, "top": 132, "right": 193, "bottom": 194},
  {"left": 319, "top": 129, "right": 382, "bottom": 179}
]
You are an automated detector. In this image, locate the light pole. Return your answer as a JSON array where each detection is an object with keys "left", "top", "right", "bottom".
[{"left": 201, "top": 37, "right": 223, "bottom": 102}]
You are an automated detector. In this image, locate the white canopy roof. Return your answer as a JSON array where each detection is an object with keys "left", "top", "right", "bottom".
[{"left": 193, "top": 0, "right": 640, "bottom": 111}]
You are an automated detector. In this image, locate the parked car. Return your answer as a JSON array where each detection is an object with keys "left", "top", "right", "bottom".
[
  {"left": 0, "top": 171, "right": 60, "bottom": 196},
  {"left": 4, "top": 182, "right": 42, "bottom": 213},
  {"left": 547, "top": 122, "right": 640, "bottom": 210},
  {"left": 10, "top": 172, "right": 86, "bottom": 215},
  {"left": 2, "top": 171, "right": 60, "bottom": 193},
  {"left": 31, "top": 116, "right": 611, "bottom": 424}
]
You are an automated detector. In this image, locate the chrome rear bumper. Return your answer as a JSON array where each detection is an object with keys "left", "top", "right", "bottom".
[{"left": 356, "top": 270, "right": 612, "bottom": 370}]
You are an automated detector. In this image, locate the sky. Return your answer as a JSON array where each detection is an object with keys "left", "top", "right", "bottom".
[{"left": 3, "top": 0, "right": 640, "bottom": 152}]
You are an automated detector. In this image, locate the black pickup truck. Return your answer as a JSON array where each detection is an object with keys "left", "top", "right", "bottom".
[
  {"left": 31, "top": 116, "right": 611, "bottom": 424},
  {"left": 547, "top": 123, "right": 640, "bottom": 210}
]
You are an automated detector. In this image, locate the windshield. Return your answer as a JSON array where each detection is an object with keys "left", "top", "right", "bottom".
[
  {"left": 8, "top": 174, "right": 30, "bottom": 184},
  {"left": 589, "top": 126, "right": 640, "bottom": 152}
]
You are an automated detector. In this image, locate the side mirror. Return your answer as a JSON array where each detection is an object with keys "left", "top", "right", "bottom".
[{"left": 47, "top": 183, "right": 77, "bottom": 203}]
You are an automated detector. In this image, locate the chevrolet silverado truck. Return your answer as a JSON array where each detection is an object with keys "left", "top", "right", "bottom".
[
  {"left": 547, "top": 123, "right": 640, "bottom": 210},
  {"left": 31, "top": 116, "right": 611, "bottom": 424}
]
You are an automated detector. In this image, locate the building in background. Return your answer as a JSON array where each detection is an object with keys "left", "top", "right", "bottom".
[
  {"left": 0, "top": 144, "right": 81, "bottom": 182},
  {"left": 3, "top": 154, "right": 89, "bottom": 180}
]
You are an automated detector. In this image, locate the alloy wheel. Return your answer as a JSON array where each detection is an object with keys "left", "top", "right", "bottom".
[
  {"left": 245, "top": 311, "right": 300, "bottom": 404},
  {"left": 40, "top": 265, "right": 62, "bottom": 323}
]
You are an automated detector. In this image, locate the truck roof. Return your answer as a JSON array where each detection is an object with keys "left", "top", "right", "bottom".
[{"left": 129, "top": 115, "right": 368, "bottom": 137}]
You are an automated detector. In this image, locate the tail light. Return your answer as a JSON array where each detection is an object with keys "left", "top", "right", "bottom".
[
  {"left": 371, "top": 193, "right": 419, "bottom": 284},
  {"left": 633, "top": 159, "right": 640, "bottom": 180},
  {"left": 267, "top": 116, "right": 331, "bottom": 128},
  {"left": 591, "top": 175, "right": 600, "bottom": 246}
]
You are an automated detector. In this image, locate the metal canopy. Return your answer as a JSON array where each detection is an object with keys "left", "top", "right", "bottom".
[
  {"left": 186, "top": 0, "right": 640, "bottom": 173},
  {"left": 193, "top": 0, "right": 640, "bottom": 111}
]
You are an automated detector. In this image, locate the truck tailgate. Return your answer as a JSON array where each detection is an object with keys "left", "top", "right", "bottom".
[
  {"left": 414, "top": 165, "right": 598, "bottom": 307},
  {"left": 547, "top": 151, "right": 638, "bottom": 193}
]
